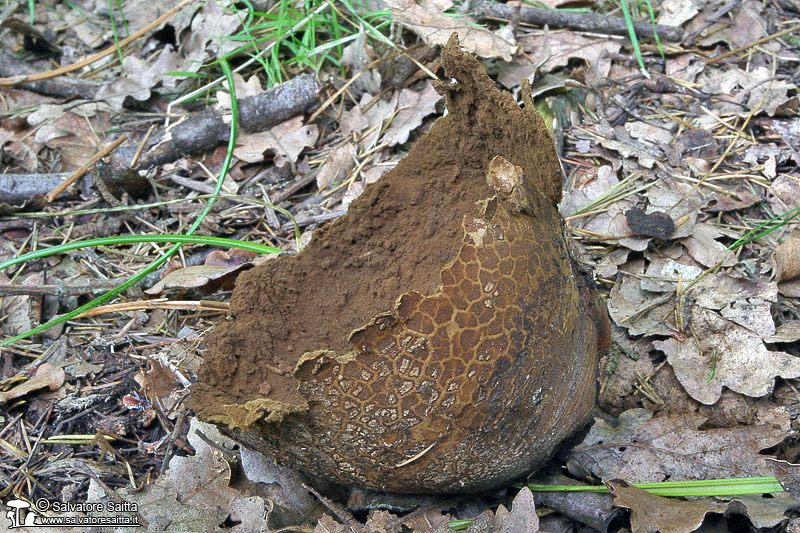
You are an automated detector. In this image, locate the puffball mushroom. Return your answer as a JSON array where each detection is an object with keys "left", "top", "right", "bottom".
[{"left": 191, "top": 34, "right": 610, "bottom": 494}]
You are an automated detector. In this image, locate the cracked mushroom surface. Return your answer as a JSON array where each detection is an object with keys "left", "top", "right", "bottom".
[{"left": 191, "top": 34, "right": 610, "bottom": 494}]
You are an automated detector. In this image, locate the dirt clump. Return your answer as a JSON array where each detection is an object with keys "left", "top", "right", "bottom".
[{"left": 191, "top": 34, "right": 609, "bottom": 493}]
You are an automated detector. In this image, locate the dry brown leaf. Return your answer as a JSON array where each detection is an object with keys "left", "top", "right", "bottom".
[
  {"left": 216, "top": 73, "right": 265, "bottom": 109},
  {"left": 340, "top": 104, "right": 369, "bottom": 138},
  {"left": 95, "top": 48, "right": 182, "bottom": 109},
  {"left": 88, "top": 418, "right": 268, "bottom": 532},
  {"left": 341, "top": 29, "right": 381, "bottom": 94},
  {"left": 60, "top": 4, "right": 106, "bottom": 48},
  {"left": 681, "top": 223, "right": 737, "bottom": 268},
  {"left": 774, "top": 231, "right": 800, "bottom": 282},
  {"left": 382, "top": 82, "right": 441, "bottom": 147},
  {"left": 0, "top": 271, "right": 44, "bottom": 336},
  {"left": 770, "top": 176, "right": 800, "bottom": 235},
  {"left": 595, "top": 132, "right": 658, "bottom": 169},
  {"left": 382, "top": 0, "right": 517, "bottom": 61},
  {"left": 181, "top": 0, "right": 242, "bottom": 67},
  {"left": 32, "top": 104, "right": 112, "bottom": 171},
  {"left": 656, "top": 0, "right": 705, "bottom": 26},
  {"left": 240, "top": 446, "right": 316, "bottom": 516},
  {"left": 89, "top": 482, "right": 228, "bottom": 532},
  {"left": 360, "top": 92, "right": 396, "bottom": 149},
  {"left": 518, "top": 32, "right": 621, "bottom": 81},
  {"left": 493, "top": 487, "right": 539, "bottom": 533},
  {"left": 610, "top": 479, "right": 728, "bottom": 533},
  {"left": 654, "top": 308, "right": 800, "bottom": 404},
  {"left": 744, "top": 68, "right": 795, "bottom": 117},
  {"left": 719, "top": 298, "right": 775, "bottom": 337},
  {"left": 705, "top": 186, "right": 761, "bottom": 212},
  {"left": 697, "top": 66, "right": 794, "bottom": 116},
  {"left": 357, "top": 83, "right": 441, "bottom": 149},
  {"left": 205, "top": 248, "right": 259, "bottom": 269},
  {"left": 316, "top": 142, "right": 358, "bottom": 191},
  {"left": 641, "top": 258, "right": 702, "bottom": 293},
  {"left": 608, "top": 273, "right": 674, "bottom": 337},
  {"left": 666, "top": 54, "right": 705, "bottom": 83},
  {"left": 613, "top": 479, "right": 798, "bottom": 532},
  {"left": 561, "top": 166, "right": 650, "bottom": 251},
  {"left": 594, "top": 248, "right": 630, "bottom": 278},
  {"left": 560, "top": 165, "right": 617, "bottom": 218},
  {"left": 769, "top": 459, "right": 800, "bottom": 502},
  {"left": 313, "top": 510, "right": 397, "bottom": 533},
  {"left": 402, "top": 508, "right": 453, "bottom": 531},
  {"left": 145, "top": 264, "right": 249, "bottom": 296},
  {"left": 600, "top": 330, "right": 658, "bottom": 414},
  {"left": 729, "top": 0, "right": 770, "bottom": 49},
  {"left": 766, "top": 321, "right": 800, "bottom": 343},
  {"left": 568, "top": 407, "right": 791, "bottom": 483},
  {"left": 135, "top": 360, "right": 181, "bottom": 404},
  {"left": 692, "top": 273, "right": 777, "bottom": 310},
  {"left": 234, "top": 115, "right": 319, "bottom": 165},
  {"left": 0, "top": 363, "right": 65, "bottom": 404},
  {"left": 624, "top": 121, "right": 675, "bottom": 146}
]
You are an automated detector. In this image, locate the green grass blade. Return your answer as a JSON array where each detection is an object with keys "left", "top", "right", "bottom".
[
  {"left": 620, "top": 0, "right": 649, "bottom": 78},
  {"left": 0, "top": 236, "right": 280, "bottom": 272},
  {"left": 0, "top": 59, "right": 240, "bottom": 348},
  {"left": 527, "top": 476, "right": 785, "bottom": 497},
  {"left": 726, "top": 205, "right": 800, "bottom": 252},
  {"left": 639, "top": 0, "right": 663, "bottom": 57}
]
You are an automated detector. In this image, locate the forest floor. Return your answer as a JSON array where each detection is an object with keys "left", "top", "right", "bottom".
[{"left": 1, "top": 0, "right": 800, "bottom": 531}]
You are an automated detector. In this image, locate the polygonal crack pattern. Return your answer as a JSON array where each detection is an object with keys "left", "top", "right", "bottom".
[{"left": 234, "top": 179, "right": 601, "bottom": 493}]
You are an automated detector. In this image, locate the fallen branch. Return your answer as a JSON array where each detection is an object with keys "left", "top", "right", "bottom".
[
  {"left": 0, "top": 173, "right": 70, "bottom": 208},
  {"left": 102, "top": 74, "right": 319, "bottom": 196},
  {"left": 0, "top": 50, "right": 98, "bottom": 99},
  {"left": 473, "top": 0, "right": 684, "bottom": 42}
]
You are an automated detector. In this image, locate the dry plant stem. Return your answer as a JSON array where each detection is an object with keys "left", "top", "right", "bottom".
[
  {"left": 75, "top": 460, "right": 149, "bottom": 529},
  {"left": 668, "top": 82, "right": 768, "bottom": 213},
  {"left": 473, "top": 0, "right": 683, "bottom": 41},
  {"left": 45, "top": 134, "right": 127, "bottom": 203},
  {"left": 303, "top": 484, "right": 358, "bottom": 526},
  {"left": 73, "top": 299, "right": 229, "bottom": 318},
  {"left": 706, "top": 23, "right": 800, "bottom": 64},
  {"left": 683, "top": 0, "right": 739, "bottom": 46},
  {"left": 273, "top": 173, "right": 316, "bottom": 203},
  {"left": 279, "top": 209, "right": 346, "bottom": 232},
  {"left": 308, "top": 45, "right": 424, "bottom": 124},
  {"left": 0, "top": 281, "right": 120, "bottom": 296},
  {"left": 159, "top": 405, "right": 188, "bottom": 477},
  {"left": 130, "top": 124, "right": 156, "bottom": 167},
  {"left": 0, "top": 0, "right": 194, "bottom": 86}
]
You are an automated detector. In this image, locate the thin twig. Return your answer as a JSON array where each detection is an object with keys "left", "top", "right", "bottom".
[
  {"left": 706, "top": 23, "right": 800, "bottom": 64},
  {"left": 0, "top": 0, "right": 194, "bottom": 86},
  {"left": 473, "top": 0, "right": 684, "bottom": 41},
  {"left": 44, "top": 134, "right": 128, "bottom": 203}
]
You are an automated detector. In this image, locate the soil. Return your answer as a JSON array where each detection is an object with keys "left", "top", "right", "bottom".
[{"left": 193, "top": 34, "right": 564, "bottom": 414}]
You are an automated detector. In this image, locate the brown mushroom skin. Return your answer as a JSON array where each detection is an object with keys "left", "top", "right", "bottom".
[
  {"left": 191, "top": 34, "right": 610, "bottom": 494},
  {"left": 212, "top": 156, "right": 608, "bottom": 494}
]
